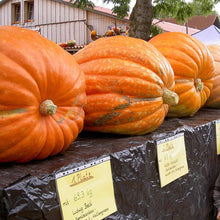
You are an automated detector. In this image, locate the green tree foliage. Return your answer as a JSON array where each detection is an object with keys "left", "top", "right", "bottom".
[
  {"left": 150, "top": 23, "right": 163, "bottom": 37},
  {"left": 153, "top": 0, "right": 220, "bottom": 23},
  {"left": 103, "top": 0, "right": 130, "bottom": 19},
  {"left": 70, "top": 0, "right": 95, "bottom": 9},
  {"left": 189, "top": 0, "right": 218, "bottom": 16},
  {"left": 71, "top": 0, "right": 130, "bottom": 18},
  {"left": 153, "top": 0, "right": 193, "bottom": 23}
]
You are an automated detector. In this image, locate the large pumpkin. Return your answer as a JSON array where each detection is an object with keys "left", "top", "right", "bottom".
[
  {"left": 73, "top": 35, "right": 178, "bottom": 135},
  {"left": 0, "top": 26, "right": 86, "bottom": 163},
  {"left": 205, "top": 44, "right": 220, "bottom": 108},
  {"left": 149, "top": 32, "right": 215, "bottom": 117}
]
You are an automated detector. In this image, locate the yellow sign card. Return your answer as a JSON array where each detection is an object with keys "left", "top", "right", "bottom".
[
  {"left": 157, "top": 133, "right": 189, "bottom": 188},
  {"left": 216, "top": 120, "right": 220, "bottom": 155},
  {"left": 55, "top": 157, "right": 117, "bottom": 220}
]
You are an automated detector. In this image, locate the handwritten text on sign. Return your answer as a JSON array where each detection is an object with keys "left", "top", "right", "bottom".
[
  {"left": 216, "top": 120, "right": 220, "bottom": 155},
  {"left": 157, "top": 133, "right": 189, "bottom": 187},
  {"left": 55, "top": 157, "right": 117, "bottom": 220}
]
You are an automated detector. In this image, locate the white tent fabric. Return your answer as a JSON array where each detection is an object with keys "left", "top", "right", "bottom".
[{"left": 192, "top": 25, "right": 220, "bottom": 45}]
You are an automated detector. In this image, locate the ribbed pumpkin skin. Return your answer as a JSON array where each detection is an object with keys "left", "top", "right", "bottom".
[
  {"left": 0, "top": 26, "right": 86, "bottom": 163},
  {"left": 150, "top": 32, "right": 215, "bottom": 117},
  {"left": 205, "top": 44, "right": 220, "bottom": 108},
  {"left": 73, "top": 35, "right": 176, "bottom": 135}
]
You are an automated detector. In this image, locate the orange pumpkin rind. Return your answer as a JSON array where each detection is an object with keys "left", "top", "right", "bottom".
[{"left": 74, "top": 35, "right": 178, "bottom": 135}]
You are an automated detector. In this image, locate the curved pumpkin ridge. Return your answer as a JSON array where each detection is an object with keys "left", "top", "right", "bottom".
[
  {"left": 74, "top": 35, "right": 176, "bottom": 135},
  {"left": 85, "top": 74, "right": 162, "bottom": 98},
  {"left": 52, "top": 108, "right": 84, "bottom": 153},
  {"left": 15, "top": 122, "right": 48, "bottom": 163},
  {"left": 209, "top": 77, "right": 220, "bottom": 94},
  {"left": 150, "top": 32, "right": 214, "bottom": 81},
  {"left": 206, "top": 74, "right": 220, "bottom": 107},
  {"left": 37, "top": 108, "right": 81, "bottom": 158},
  {"left": 84, "top": 106, "right": 167, "bottom": 136},
  {"left": 0, "top": 78, "right": 39, "bottom": 107},
  {"left": 55, "top": 107, "right": 85, "bottom": 125},
  {"left": 54, "top": 107, "right": 85, "bottom": 142},
  {"left": 0, "top": 26, "right": 86, "bottom": 162},
  {"left": 169, "top": 33, "right": 205, "bottom": 70},
  {"left": 36, "top": 116, "right": 64, "bottom": 159},
  {"left": 55, "top": 117, "right": 79, "bottom": 153},
  {"left": 169, "top": 87, "right": 201, "bottom": 117},
  {"left": 0, "top": 29, "right": 48, "bottom": 100},
  {"left": 0, "top": 116, "right": 47, "bottom": 163},
  {"left": 42, "top": 48, "right": 82, "bottom": 102},
  {"left": 81, "top": 58, "right": 165, "bottom": 83},
  {"left": 1, "top": 26, "right": 84, "bottom": 104},
  {"left": 149, "top": 34, "right": 202, "bottom": 75},
  {"left": 80, "top": 58, "right": 164, "bottom": 88},
  {"left": 0, "top": 108, "right": 37, "bottom": 150},
  {"left": 190, "top": 36, "right": 215, "bottom": 82},
  {"left": 200, "top": 86, "right": 210, "bottom": 106},
  {"left": 85, "top": 96, "right": 163, "bottom": 126},
  {"left": 52, "top": 69, "right": 85, "bottom": 106},
  {"left": 205, "top": 45, "right": 220, "bottom": 108},
  {"left": 36, "top": 105, "right": 84, "bottom": 159},
  {"left": 149, "top": 32, "right": 215, "bottom": 117},
  {"left": 160, "top": 51, "right": 198, "bottom": 79},
  {"left": 174, "top": 79, "right": 194, "bottom": 93},
  {"left": 168, "top": 79, "right": 201, "bottom": 117},
  {"left": 178, "top": 87, "right": 200, "bottom": 106},
  {"left": 85, "top": 93, "right": 161, "bottom": 113},
  {"left": 74, "top": 36, "right": 174, "bottom": 90},
  {"left": 173, "top": 79, "right": 201, "bottom": 113},
  {"left": 208, "top": 45, "right": 220, "bottom": 62},
  {"left": 0, "top": 54, "right": 41, "bottom": 105}
]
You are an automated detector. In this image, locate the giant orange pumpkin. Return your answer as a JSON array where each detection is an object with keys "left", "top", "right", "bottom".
[
  {"left": 150, "top": 32, "right": 215, "bottom": 117},
  {"left": 0, "top": 26, "right": 86, "bottom": 163},
  {"left": 74, "top": 35, "right": 178, "bottom": 135},
  {"left": 205, "top": 44, "right": 220, "bottom": 108}
]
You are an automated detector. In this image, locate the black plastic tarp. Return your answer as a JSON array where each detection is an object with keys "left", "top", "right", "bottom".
[{"left": 1, "top": 108, "right": 220, "bottom": 220}]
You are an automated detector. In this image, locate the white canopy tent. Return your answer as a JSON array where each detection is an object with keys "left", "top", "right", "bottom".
[{"left": 192, "top": 25, "right": 220, "bottom": 45}]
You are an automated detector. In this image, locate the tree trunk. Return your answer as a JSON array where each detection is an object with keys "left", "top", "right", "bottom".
[{"left": 129, "top": 0, "right": 153, "bottom": 41}]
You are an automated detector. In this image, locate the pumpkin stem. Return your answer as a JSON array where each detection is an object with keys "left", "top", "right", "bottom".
[
  {"left": 162, "top": 87, "right": 179, "bottom": 106},
  {"left": 195, "top": 78, "right": 204, "bottom": 91},
  {"left": 39, "top": 99, "right": 57, "bottom": 116}
]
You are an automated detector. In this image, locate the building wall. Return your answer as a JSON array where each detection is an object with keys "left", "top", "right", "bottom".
[
  {"left": 33, "top": 0, "right": 87, "bottom": 44},
  {"left": 0, "top": 0, "right": 13, "bottom": 26},
  {"left": 87, "top": 11, "right": 129, "bottom": 42},
  {"left": 0, "top": 0, "right": 129, "bottom": 45}
]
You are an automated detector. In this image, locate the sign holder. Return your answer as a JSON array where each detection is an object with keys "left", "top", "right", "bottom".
[
  {"left": 55, "top": 156, "right": 117, "bottom": 220},
  {"left": 157, "top": 133, "right": 189, "bottom": 187},
  {"left": 216, "top": 119, "right": 220, "bottom": 155}
]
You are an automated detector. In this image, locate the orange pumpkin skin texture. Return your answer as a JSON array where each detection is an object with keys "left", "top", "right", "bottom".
[
  {"left": 205, "top": 45, "right": 220, "bottom": 108},
  {"left": 0, "top": 26, "right": 86, "bottom": 163},
  {"left": 73, "top": 35, "right": 178, "bottom": 135},
  {"left": 149, "top": 32, "right": 215, "bottom": 117}
]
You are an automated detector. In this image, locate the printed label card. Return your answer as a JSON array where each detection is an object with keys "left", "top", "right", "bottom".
[
  {"left": 216, "top": 120, "right": 220, "bottom": 155},
  {"left": 157, "top": 133, "right": 189, "bottom": 187},
  {"left": 55, "top": 156, "right": 117, "bottom": 220}
]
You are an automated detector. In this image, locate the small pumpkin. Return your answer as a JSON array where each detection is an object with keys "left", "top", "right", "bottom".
[
  {"left": 91, "top": 30, "right": 99, "bottom": 41},
  {"left": 0, "top": 26, "right": 86, "bottom": 163},
  {"left": 150, "top": 32, "right": 215, "bottom": 117},
  {"left": 91, "top": 30, "right": 96, "bottom": 36},
  {"left": 58, "top": 42, "right": 68, "bottom": 48},
  {"left": 106, "top": 30, "right": 114, "bottom": 36},
  {"left": 74, "top": 35, "right": 178, "bottom": 135},
  {"left": 205, "top": 44, "right": 220, "bottom": 108},
  {"left": 67, "top": 39, "right": 76, "bottom": 47}
]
